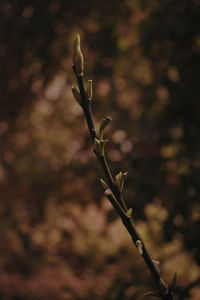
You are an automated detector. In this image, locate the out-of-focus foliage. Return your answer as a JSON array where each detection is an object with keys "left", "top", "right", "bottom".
[{"left": 0, "top": 0, "right": 200, "bottom": 299}]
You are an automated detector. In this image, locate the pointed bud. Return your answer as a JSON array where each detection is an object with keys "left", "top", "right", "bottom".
[
  {"left": 126, "top": 208, "right": 133, "bottom": 217},
  {"left": 114, "top": 171, "right": 128, "bottom": 193},
  {"left": 73, "top": 34, "right": 80, "bottom": 64},
  {"left": 136, "top": 240, "right": 143, "bottom": 256},
  {"left": 100, "top": 139, "right": 109, "bottom": 156},
  {"left": 115, "top": 171, "right": 123, "bottom": 192},
  {"left": 73, "top": 34, "right": 84, "bottom": 75},
  {"left": 94, "top": 137, "right": 109, "bottom": 156},
  {"left": 72, "top": 86, "right": 81, "bottom": 104},
  {"left": 104, "top": 188, "right": 112, "bottom": 197},
  {"left": 94, "top": 138, "right": 107, "bottom": 157},
  {"left": 99, "top": 116, "right": 112, "bottom": 139},
  {"left": 87, "top": 80, "right": 93, "bottom": 100},
  {"left": 159, "top": 278, "right": 168, "bottom": 294},
  {"left": 115, "top": 172, "right": 122, "bottom": 191},
  {"left": 100, "top": 179, "right": 108, "bottom": 190}
]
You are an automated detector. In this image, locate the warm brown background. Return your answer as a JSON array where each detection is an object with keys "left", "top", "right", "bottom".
[{"left": 0, "top": 0, "right": 200, "bottom": 299}]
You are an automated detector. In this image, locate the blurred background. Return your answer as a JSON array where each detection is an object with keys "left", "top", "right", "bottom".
[{"left": 0, "top": 0, "right": 200, "bottom": 299}]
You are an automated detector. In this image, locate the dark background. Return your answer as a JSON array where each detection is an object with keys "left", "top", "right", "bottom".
[{"left": 0, "top": 0, "right": 200, "bottom": 299}]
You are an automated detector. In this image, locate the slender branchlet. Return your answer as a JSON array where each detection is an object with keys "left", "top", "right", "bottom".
[{"left": 71, "top": 34, "right": 174, "bottom": 300}]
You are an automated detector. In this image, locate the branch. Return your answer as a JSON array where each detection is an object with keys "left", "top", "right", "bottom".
[{"left": 71, "top": 34, "right": 174, "bottom": 300}]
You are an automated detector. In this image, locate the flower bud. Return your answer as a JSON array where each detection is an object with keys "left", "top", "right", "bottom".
[
  {"left": 115, "top": 171, "right": 123, "bottom": 192},
  {"left": 100, "top": 179, "right": 108, "bottom": 190},
  {"left": 104, "top": 188, "right": 112, "bottom": 197},
  {"left": 159, "top": 278, "right": 168, "bottom": 294},
  {"left": 136, "top": 240, "right": 143, "bottom": 256},
  {"left": 73, "top": 34, "right": 84, "bottom": 75},
  {"left": 99, "top": 116, "right": 112, "bottom": 139},
  {"left": 126, "top": 208, "right": 133, "bottom": 217},
  {"left": 87, "top": 80, "right": 93, "bottom": 100}
]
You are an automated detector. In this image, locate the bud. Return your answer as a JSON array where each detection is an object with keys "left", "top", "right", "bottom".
[
  {"left": 126, "top": 208, "right": 133, "bottom": 217},
  {"left": 100, "top": 179, "right": 108, "bottom": 190},
  {"left": 136, "top": 240, "right": 143, "bottom": 256},
  {"left": 123, "top": 172, "right": 128, "bottom": 178},
  {"left": 87, "top": 80, "right": 93, "bottom": 100},
  {"left": 159, "top": 278, "right": 168, "bottom": 294},
  {"left": 115, "top": 171, "right": 123, "bottom": 191},
  {"left": 99, "top": 116, "right": 112, "bottom": 139},
  {"left": 73, "top": 34, "right": 80, "bottom": 60},
  {"left": 94, "top": 138, "right": 104, "bottom": 156},
  {"left": 94, "top": 138, "right": 108, "bottom": 157},
  {"left": 104, "top": 188, "right": 112, "bottom": 197},
  {"left": 73, "top": 34, "right": 84, "bottom": 75},
  {"left": 115, "top": 171, "right": 128, "bottom": 193},
  {"left": 100, "top": 139, "right": 109, "bottom": 156},
  {"left": 72, "top": 86, "right": 81, "bottom": 104}
]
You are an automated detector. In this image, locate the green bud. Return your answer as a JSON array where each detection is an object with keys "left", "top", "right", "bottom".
[
  {"left": 73, "top": 34, "right": 80, "bottom": 62},
  {"left": 100, "top": 139, "right": 109, "bottom": 156},
  {"left": 87, "top": 80, "right": 93, "bottom": 100},
  {"left": 99, "top": 116, "right": 112, "bottom": 139},
  {"left": 115, "top": 171, "right": 128, "bottom": 193},
  {"left": 136, "top": 240, "right": 143, "bottom": 256},
  {"left": 115, "top": 171, "right": 123, "bottom": 191},
  {"left": 73, "top": 34, "right": 84, "bottom": 75},
  {"left": 94, "top": 137, "right": 109, "bottom": 157},
  {"left": 100, "top": 179, "right": 108, "bottom": 190},
  {"left": 126, "top": 208, "right": 133, "bottom": 217},
  {"left": 72, "top": 86, "right": 81, "bottom": 104},
  {"left": 159, "top": 278, "right": 168, "bottom": 294}
]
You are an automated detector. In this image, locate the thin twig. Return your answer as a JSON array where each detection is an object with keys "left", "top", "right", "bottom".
[{"left": 71, "top": 35, "right": 174, "bottom": 300}]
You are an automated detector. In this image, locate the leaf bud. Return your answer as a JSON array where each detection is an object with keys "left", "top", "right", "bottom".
[
  {"left": 136, "top": 240, "right": 143, "bottom": 256},
  {"left": 73, "top": 34, "right": 84, "bottom": 75},
  {"left": 100, "top": 179, "right": 109, "bottom": 190},
  {"left": 126, "top": 208, "right": 133, "bottom": 217},
  {"left": 104, "top": 188, "right": 112, "bottom": 197},
  {"left": 87, "top": 79, "right": 93, "bottom": 100},
  {"left": 99, "top": 116, "right": 112, "bottom": 139},
  {"left": 159, "top": 278, "right": 168, "bottom": 294},
  {"left": 115, "top": 171, "right": 122, "bottom": 188}
]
